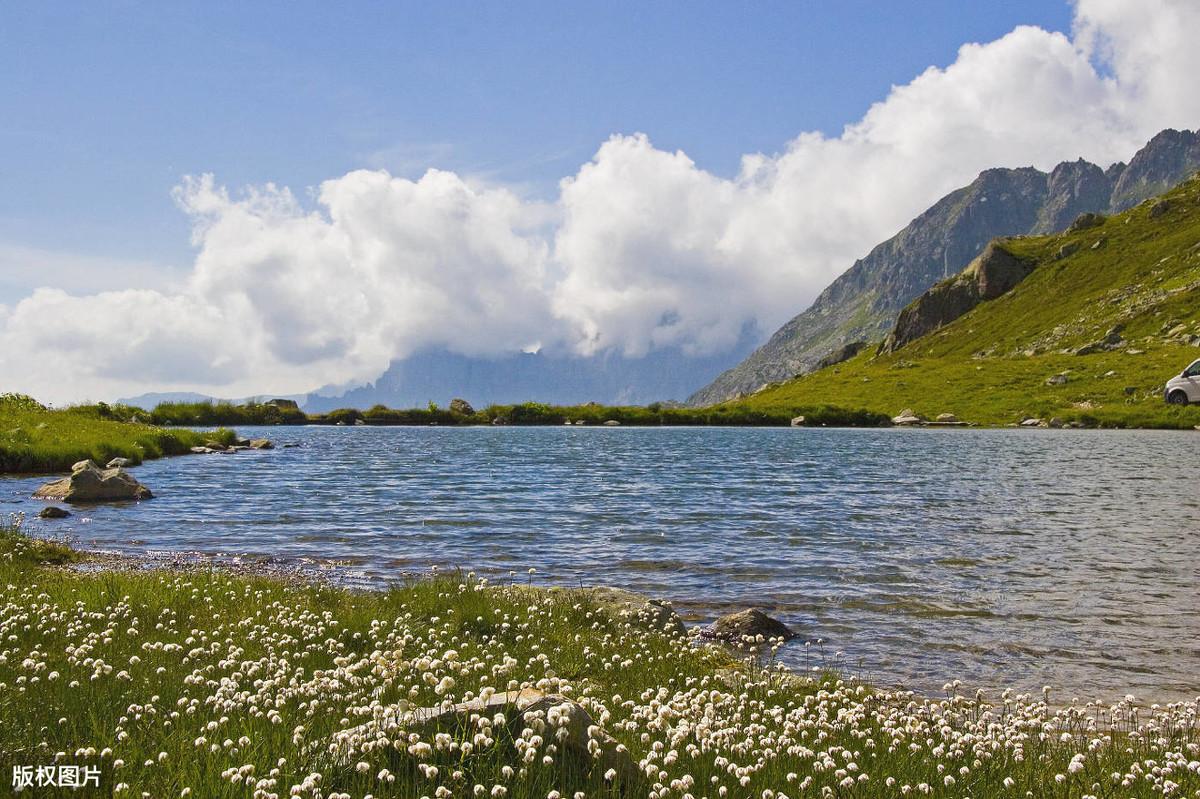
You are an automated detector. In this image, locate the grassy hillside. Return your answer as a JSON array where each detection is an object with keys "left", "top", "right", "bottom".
[
  {"left": 736, "top": 175, "right": 1200, "bottom": 428},
  {"left": 0, "top": 394, "right": 236, "bottom": 473}
]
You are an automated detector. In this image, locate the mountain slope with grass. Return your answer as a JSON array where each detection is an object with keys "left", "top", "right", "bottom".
[
  {"left": 731, "top": 174, "right": 1200, "bottom": 428},
  {"left": 691, "top": 128, "right": 1200, "bottom": 406}
]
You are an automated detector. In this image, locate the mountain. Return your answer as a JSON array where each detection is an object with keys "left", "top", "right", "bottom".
[
  {"left": 731, "top": 173, "right": 1200, "bottom": 427},
  {"left": 689, "top": 128, "right": 1200, "bottom": 406},
  {"left": 301, "top": 340, "right": 755, "bottom": 413}
]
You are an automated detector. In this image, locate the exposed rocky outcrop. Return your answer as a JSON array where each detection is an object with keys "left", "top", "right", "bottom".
[
  {"left": 34, "top": 460, "right": 152, "bottom": 503},
  {"left": 690, "top": 129, "right": 1200, "bottom": 405},
  {"left": 448, "top": 397, "right": 475, "bottom": 415},
  {"left": 815, "top": 340, "right": 868, "bottom": 370},
  {"left": 879, "top": 242, "right": 1035, "bottom": 354}
]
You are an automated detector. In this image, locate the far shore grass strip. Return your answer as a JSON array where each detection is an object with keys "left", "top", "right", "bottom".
[{"left": 2, "top": 517, "right": 1198, "bottom": 798}]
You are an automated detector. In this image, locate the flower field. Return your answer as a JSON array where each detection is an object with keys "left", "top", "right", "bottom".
[{"left": 2, "top": 518, "right": 1198, "bottom": 798}]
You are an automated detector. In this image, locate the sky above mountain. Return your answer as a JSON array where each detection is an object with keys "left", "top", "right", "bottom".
[{"left": 3, "top": 1, "right": 1199, "bottom": 403}]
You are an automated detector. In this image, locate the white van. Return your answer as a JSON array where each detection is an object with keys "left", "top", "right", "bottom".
[{"left": 1164, "top": 358, "right": 1200, "bottom": 405}]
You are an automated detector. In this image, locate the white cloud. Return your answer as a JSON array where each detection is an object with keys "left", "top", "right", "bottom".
[{"left": 2, "top": 0, "right": 1198, "bottom": 403}]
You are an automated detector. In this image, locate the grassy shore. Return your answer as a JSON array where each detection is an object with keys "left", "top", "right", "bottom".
[
  {"left": 2, "top": 519, "right": 1197, "bottom": 798},
  {"left": 735, "top": 178, "right": 1200, "bottom": 429},
  {"left": 0, "top": 394, "right": 237, "bottom": 474}
]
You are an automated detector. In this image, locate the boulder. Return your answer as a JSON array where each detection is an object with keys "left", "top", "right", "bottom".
[
  {"left": 1046, "top": 374, "right": 1069, "bottom": 386},
  {"left": 934, "top": 413, "right": 960, "bottom": 424},
  {"left": 574, "top": 586, "right": 686, "bottom": 636},
  {"left": 105, "top": 457, "right": 131, "bottom": 469},
  {"left": 248, "top": 438, "right": 273, "bottom": 450},
  {"left": 1020, "top": 417, "right": 1043, "bottom": 427},
  {"left": 33, "top": 460, "right": 152, "bottom": 503},
  {"left": 603, "top": 420, "right": 621, "bottom": 426},
  {"left": 702, "top": 609, "right": 798, "bottom": 644},
  {"left": 329, "top": 689, "right": 637, "bottom": 783},
  {"left": 203, "top": 441, "right": 228, "bottom": 451},
  {"left": 38, "top": 506, "right": 70, "bottom": 519},
  {"left": 449, "top": 397, "right": 475, "bottom": 415},
  {"left": 1066, "top": 212, "right": 1106, "bottom": 233},
  {"left": 1149, "top": 199, "right": 1171, "bottom": 219},
  {"left": 1048, "top": 417, "right": 1065, "bottom": 429},
  {"left": 815, "top": 340, "right": 868, "bottom": 370},
  {"left": 790, "top": 415, "right": 806, "bottom": 427},
  {"left": 892, "top": 408, "right": 924, "bottom": 426},
  {"left": 1055, "top": 242, "right": 1080, "bottom": 260}
]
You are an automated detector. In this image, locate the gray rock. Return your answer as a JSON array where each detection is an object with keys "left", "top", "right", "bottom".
[
  {"left": 449, "top": 397, "right": 475, "bottom": 415},
  {"left": 1149, "top": 199, "right": 1171, "bottom": 218},
  {"left": 248, "top": 438, "right": 273, "bottom": 450},
  {"left": 934, "top": 413, "right": 960, "bottom": 424},
  {"left": 703, "top": 609, "right": 798, "bottom": 644},
  {"left": 329, "top": 689, "right": 637, "bottom": 783},
  {"left": 575, "top": 586, "right": 685, "bottom": 636},
  {"left": 33, "top": 460, "right": 152, "bottom": 503},
  {"left": 1046, "top": 374, "right": 1069, "bottom": 386},
  {"left": 1020, "top": 417, "right": 1043, "bottom": 427},
  {"left": 38, "top": 506, "right": 71, "bottom": 519},
  {"left": 1048, "top": 417, "right": 1065, "bottom": 428},
  {"left": 602, "top": 420, "right": 621, "bottom": 426},
  {"left": 790, "top": 415, "right": 806, "bottom": 427},
  {"left": 1067, "top": 212, "right": 1106, "bottom": 232},
  {"left": 105, "top": 457, "right": 131, "bottom": 469}
]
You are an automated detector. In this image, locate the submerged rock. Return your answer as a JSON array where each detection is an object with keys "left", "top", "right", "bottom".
[
  {"left": 38, "top": 506, "right": 71, "bottom": 519},
  {"left": 34, "top": 460, "right": 152, "bottom": 503},
  {"left": 702, "top": 609, "right": 798, "bottom": 644}
]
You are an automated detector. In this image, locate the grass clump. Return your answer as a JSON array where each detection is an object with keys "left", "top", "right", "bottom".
[
  {"left": 2, "top": 530, "right": 1198, "bottom": 797},
  {"left": 0, "top": 393, "right": 237, "bottom": 473}
]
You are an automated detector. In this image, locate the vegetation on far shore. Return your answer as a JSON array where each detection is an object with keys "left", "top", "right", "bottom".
[
  {"left": 735, "top": 178, "right": 1200, "bottom": 428},
  {"left": 76, "top": 396, "right": 893, "bottom": 430},
  {"left": 0, "top": 394, "right": 237, "bottom": 474},
  {"left": 3, "top": 518, "right": 1199, "bottom": 798}
]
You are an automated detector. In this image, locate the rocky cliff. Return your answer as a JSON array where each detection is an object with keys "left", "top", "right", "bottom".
[
  {"left": 688, "top": 128, "right": 1200, "bottom": 405},
  {"left": 878, "top": 241, "right": 1035, "bottom": 354}
]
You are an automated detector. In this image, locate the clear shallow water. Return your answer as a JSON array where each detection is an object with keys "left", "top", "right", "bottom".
[{"left": 4, "top": 426, "right": 1199, "bottom": 700}]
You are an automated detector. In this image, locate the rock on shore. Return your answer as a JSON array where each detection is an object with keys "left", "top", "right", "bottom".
[{"left": 33, "top": 460, "right": 152, "bottom": 503}]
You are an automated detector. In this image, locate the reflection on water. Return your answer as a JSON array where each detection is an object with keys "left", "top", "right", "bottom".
[{"left": 4, "top": 426, "right": 1199, "bottom": 699}]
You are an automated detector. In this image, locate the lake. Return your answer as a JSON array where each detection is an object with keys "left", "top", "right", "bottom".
[{"left": 5, "top": 426, "right": 1199, "bottom": 701}]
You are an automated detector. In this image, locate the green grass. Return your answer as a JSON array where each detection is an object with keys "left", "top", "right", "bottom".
[
  {"left": 737, "top": 177, "right": 1200, "bottom": 428},
  {"left": 0, "top": 394, "right": 238, "bottom": 473},
  {"left": 2, "top": 529, "right": 1198, "bottom": 797}
]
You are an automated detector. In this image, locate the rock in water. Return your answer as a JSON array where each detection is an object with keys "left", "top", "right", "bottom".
[
  {"left": 38, "top": 506, "right": 71, "bottom": 519},
  {"left": 704, "top": 609, "right": 798, "bottom": 644},
  {"left": 248, "top": 438, "right": 273, "bottom": 450},
  {"left": 33, "top": 460, "right": 153, "bottom": 503}
]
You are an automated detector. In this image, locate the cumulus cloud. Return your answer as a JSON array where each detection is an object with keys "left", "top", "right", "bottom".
[{"left": 2, "top": 0, "right": 1198, "bottom": 403}]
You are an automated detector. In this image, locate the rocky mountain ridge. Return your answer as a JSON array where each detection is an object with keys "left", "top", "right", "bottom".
[{"left": 688, "top": 128, "right": 1200, "bottom": 405}]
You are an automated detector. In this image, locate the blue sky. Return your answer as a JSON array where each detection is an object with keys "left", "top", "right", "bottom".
[{"left": 1, "top": 1, "right": 1072, "bottom": 272}]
